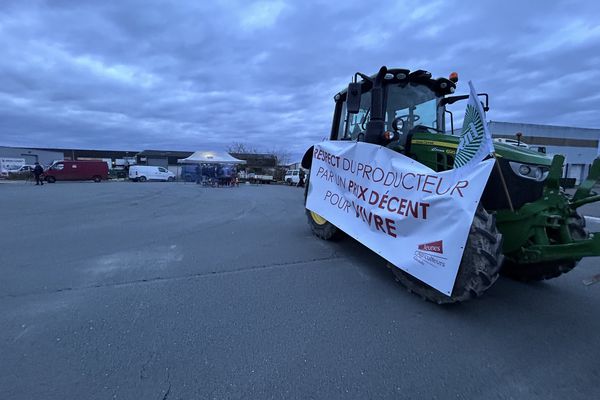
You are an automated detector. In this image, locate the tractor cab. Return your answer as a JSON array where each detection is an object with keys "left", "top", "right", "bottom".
[
  {"left": 301, "top": 66, "right": 559, "bottom": 211},
  {"left": 329, "top": 67, "right": 455, "bottom": 152}
]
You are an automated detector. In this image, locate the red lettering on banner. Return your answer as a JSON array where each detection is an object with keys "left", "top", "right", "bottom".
[
  {"left": 386, "top": 218, "right": 397, "bottom": 237},
  {"left": 351, "top": 201, "right": 398, "bottom": 238},
  {"left": 357, "top": 186, "right": 368, "bottom": 201},
  {"left": 418, "top": 240, "right": 444, "bottom": 254}
]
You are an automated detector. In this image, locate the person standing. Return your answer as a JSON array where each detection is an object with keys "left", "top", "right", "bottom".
[
  {"left": 33, "top": 162, "right": 44, "bottom": 186},
  {"left": 297, "top": 169, "right": 305, "bottom": 188},
  {"left": 195, "top": 164, "right": 201, "bottom": 184}
]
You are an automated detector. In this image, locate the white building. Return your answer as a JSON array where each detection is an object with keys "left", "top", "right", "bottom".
[{"left": 489, "top": 121, "right": 600, "bottom": 184}]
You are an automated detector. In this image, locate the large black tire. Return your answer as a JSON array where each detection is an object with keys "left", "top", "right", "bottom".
[
  {"left": 391, "top": 206, "right": 504, "bottom": 304},
  {"left": 501, "top": 213, "right": 587, "bottom": 282},
  {"left": 92, "top": 175, "right": 102, "bottom": 183},
  {"left": 138, "top": 176, "right": 147, "bottom": 182},
  {"left": 304, "top": 174, "right": 342, "bottom": 240},
  {"left": 46, "top": 176, "right": 56, "bottom": 183}
]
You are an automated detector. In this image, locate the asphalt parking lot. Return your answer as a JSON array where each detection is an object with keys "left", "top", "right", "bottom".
[{"left": 1, "top": 181, "right": 600, "bottom": 399}]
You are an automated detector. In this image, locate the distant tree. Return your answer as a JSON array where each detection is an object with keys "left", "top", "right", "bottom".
[
  {"left": 227, "top": 142, "right": 258, "bottom": 154},
  {"left": 269, "top": 147, "right": 291, "bottom": 166}
]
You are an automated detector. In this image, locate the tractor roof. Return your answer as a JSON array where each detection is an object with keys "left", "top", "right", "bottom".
[{"left": 335, "top": 68, "right": 456, "bottom": 102}]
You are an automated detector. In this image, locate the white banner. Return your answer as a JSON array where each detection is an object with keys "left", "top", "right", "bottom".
[{"left": 306, "top": 141, "right": 494, "bottom": 295}]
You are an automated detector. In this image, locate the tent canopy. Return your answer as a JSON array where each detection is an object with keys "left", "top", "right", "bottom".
[{"left": 178, "top": 151, "right": 246, "bottom": 164}]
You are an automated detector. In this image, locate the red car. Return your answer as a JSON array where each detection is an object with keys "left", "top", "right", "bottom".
[{"left": 44, "top": 160, "right": 109, "bottom": 183}]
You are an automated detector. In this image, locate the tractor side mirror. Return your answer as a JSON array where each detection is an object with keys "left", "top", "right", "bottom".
[{"left": 346, "top": 82, "right": 362, "bottom": 114}]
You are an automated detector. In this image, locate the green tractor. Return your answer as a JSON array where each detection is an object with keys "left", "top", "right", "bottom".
[{"left": 301, "top": 66, "right": 600, "bottom": 304}]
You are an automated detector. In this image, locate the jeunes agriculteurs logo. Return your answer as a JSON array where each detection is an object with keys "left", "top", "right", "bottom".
[{"left": 414, "top": 240, "right": 447, "bottom": 268}]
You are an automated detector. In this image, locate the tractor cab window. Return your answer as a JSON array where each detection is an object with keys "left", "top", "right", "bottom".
[
  {"left": 340, "top": 91, "right": 371, "bottom": 140},
  {"left": 385, "top": 84, "right": 438, "bottom": 134}
]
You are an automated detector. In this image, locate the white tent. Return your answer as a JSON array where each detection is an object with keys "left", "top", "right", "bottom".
[{"left": 177, "top": 151, "right": 246, "bottom": 164}]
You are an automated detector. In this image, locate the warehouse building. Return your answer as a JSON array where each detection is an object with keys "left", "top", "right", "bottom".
[
  {"left": 136, "top": 150, "right": 193, "bottom": 168},
  {"left": 229, "top": 153, "right": 277, "bottom": 175},
  {"left": 136, "top": 150, "right": 193, "bottom": 175},
  {"left": 489, "top": 121, "right": 600, "bottom": 183},
  {"left": 0, "top": 146, "right": 63, "bottom": 166},
  {"left": 35, "top": 148, "right": 137, "bottom": 170}
]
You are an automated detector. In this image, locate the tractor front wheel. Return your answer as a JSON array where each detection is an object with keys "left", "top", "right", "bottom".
[
  {"left": 390, "top": 206, "right": 503, "bottom": 304},
  {"left": 304, "top": 174, "right": 341, "bottom": 240},
  {"left": 306, "top": 209, "right": 341, "bottom": 240},
  {"left": 501, "top": 213, "right": 587, "bottom": 282}
]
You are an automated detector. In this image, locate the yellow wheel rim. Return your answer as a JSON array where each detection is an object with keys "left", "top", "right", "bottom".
[{"left": 310, "top": 211, "right": 327, "bottom": 225}]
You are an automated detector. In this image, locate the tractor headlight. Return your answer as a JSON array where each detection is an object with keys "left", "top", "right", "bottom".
[
  {"left": 509, "top": 162, "right": 549, "bottom": 182},
  {"left": 518, "top": 165, "right": 531, "bottom": 175}
]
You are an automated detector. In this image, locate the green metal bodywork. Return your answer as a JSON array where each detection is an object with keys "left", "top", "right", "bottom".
[
  {"left": 324, "top": 67, "right": 600, "bottom": 268},
  {"left": 408, "top": 132, "right": 552, "bottom": 167},
  {"left": 408, "top": 131, "right": 600, "bottom": 264}
]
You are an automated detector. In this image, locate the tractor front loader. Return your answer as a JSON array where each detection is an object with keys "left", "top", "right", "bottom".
[{"left": 498, "top": 154, "right": 600, "bottom": 281}]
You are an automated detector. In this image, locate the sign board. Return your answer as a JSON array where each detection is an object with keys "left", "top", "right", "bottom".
[
  {"left": 306, "top": 141, "right": 494, "bottom": 295},
  {"left": 0, "top": 158, "right": 26, "bottom": 173}
]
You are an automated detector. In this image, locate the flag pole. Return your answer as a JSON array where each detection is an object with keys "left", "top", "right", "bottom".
[{"left": 492, "top": 153, "right": 514, "bottom": 211}]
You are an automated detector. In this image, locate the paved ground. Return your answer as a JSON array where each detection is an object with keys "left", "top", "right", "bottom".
[{"left": 1, "top": 181, "right": 600, "bottom": 399}]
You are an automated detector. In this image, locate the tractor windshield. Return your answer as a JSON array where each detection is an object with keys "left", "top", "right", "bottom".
[
  {"left": 338, "top": 83, "right": 440, "bottom": 140},
  {"left": 385, "top": 84, "right": 439, "bottom": 132}
]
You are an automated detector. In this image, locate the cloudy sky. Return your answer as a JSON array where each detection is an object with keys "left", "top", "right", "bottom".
[{"left": 1, "top": 0, "right": 599, "bottom": 160}]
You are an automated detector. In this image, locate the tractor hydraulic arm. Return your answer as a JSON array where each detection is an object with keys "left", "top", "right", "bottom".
[{"left": 572, "top": 157, "right": 600, "bottom": 205}]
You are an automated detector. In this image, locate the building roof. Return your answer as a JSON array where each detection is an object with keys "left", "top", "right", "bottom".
[
  {"left": 489, "top": 121, "right": 600, "bottom": 139},
  {"left": 30, "top": 147, "right": 137, "bottom": 158},
  {"left": 229, "top": 153, "right": 277, "bottom": 167},
  {"left": 137, "top": 150, "right": 194, "bottom": 158},
  {"left": 178, "top": 151, "right": 246, "bottom": 164}
]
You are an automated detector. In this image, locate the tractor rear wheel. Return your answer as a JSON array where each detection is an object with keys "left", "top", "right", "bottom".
[
  {"left": 304, "top": 174, "right": 342, "bottom": 240},
  {"left": 390, "top": 206, "right": 503, "bottom": 304},
  {"left": 501, "top": 213, "right": 587, "bottom": 282}
]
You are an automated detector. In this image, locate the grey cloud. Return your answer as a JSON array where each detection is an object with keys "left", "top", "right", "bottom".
[{"left": 0, "top": 0, "right": 599, "bottom": 161}]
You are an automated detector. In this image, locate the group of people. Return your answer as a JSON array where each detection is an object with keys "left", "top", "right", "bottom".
[{"left": 195, "top": 164, "right": 238, "bottom": 187}]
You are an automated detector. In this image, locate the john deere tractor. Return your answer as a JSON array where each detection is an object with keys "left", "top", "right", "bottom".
[{"left": 301, "top": 66, "right": 600, "bottom": 304}]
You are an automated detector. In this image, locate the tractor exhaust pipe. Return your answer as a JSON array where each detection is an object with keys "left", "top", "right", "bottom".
[{"left": 365, "top": 66, "right": 388, "bottom": 144}]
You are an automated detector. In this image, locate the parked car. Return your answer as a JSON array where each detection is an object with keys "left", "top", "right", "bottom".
[
  {"left": 284, "top": 169, "right": 301, "bottom": 185},
  {"left": 129, "top": 165, "right": 175, "bottom": 182},
  {"left": 7, "top": 165, "right": 36, "bottom": 179},
  {"left": 44, "top": 160, "right": 108, "bottom": 183}
]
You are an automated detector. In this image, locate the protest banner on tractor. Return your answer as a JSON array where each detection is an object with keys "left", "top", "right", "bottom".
[{"left": 305, "top": 141, "right": 494, "bottom": 295}]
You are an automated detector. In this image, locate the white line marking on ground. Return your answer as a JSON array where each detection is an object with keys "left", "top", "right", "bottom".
[{"left": 584, "top": 216, "right": 600, "bottom": 224}]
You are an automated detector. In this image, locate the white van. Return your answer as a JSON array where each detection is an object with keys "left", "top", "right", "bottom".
[
  {"left": 284, "top": 169, "right": 301, "bottom": 185},
  {"left": 129, "top": 165, "right": 175, "bottom": 182}
]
